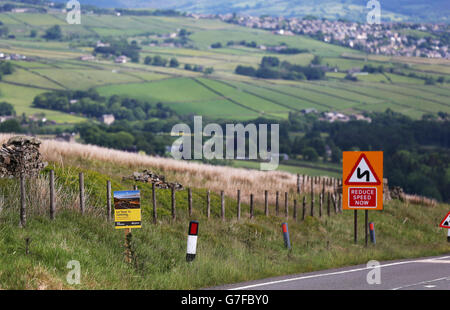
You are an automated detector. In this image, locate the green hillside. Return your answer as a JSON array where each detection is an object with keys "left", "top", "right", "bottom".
[
  {"left": 1, "top": 150, "right": 449, "bottom": 289},
  {"left": 52, "top": 0, "right": 450, "bottom": 23},
  {"left": 0, "top": 11, "right": 448, "bottom": 124}
]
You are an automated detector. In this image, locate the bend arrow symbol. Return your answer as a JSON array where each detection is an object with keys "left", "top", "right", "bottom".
[{"left": 357, "top": 167, "right": 370, "bottom": 182}]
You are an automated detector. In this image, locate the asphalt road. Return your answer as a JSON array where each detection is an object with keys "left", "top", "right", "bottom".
[{"left": 212, "top": 254, "right": 450, "bottom": 290}]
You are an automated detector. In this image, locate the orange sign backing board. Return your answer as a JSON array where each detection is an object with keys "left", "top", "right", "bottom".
[{"left": 343, "top": 151, "right": 383, "bottom": 210}]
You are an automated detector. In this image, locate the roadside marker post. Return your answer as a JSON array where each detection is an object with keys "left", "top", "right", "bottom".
[
  {"left": 369, "top": 222, "right": 376, "bottom": 244},
  {"left": 186, "top": 221, "right": 199, "bottom": 262},
  {"left": 282, "top": 223, "right": 291, "bottom": 249}
]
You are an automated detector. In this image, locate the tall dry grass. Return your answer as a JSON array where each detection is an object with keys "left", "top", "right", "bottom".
[
  {"left": 0, "top": 174, "right": 102, "bottom": 219},
  {"left": 403, "top": 194, "right": 438, "bottom": 207},
  {"left": 0, "top": 135, "right": 336, "bottom": 204}
]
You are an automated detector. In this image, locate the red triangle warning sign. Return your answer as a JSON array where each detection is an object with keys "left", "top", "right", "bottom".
[
  {"left": 439, "top": 212, "right": 450, "bottom": 229},
  {"left": 345, "top": 153, "right": 381, "bottom": 185}
]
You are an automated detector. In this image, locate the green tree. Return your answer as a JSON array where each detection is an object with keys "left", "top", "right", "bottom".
[
  {"left": 204, "top": 67, "right": 214, "bottom": 75},
  {"left": 0, "top": 119, "right": 21, "bottom": 133},
  {"left": 169, "top": 58, "right": 179, "bottom": 68},
  {"left": 152, "top": 56, "right": 167, "bottom": 67},
  {"left": 330, "top": 146, "right": 342, "bottom": 163},
  {"left": 144, "top": 56, "right": 152, "bottom": 65},
  {"left": 0, "top": 101, "right": 15, "bottom": 116},
  {"left": 302, "top": 147, "right": 319, "bottom": 162},
  {"left": 0, "top": 26, "right": 9, "bottom": 37},
  {"left": 311, "top": 55, "right": 322, "bottom": 65},
  {"left": 43, "top": 25, "right": 63, "bottom": 40}
]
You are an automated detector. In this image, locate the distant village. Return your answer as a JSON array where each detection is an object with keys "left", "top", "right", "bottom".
[{"left": 188, "top": 13, "right": 450, "bottom": 59}]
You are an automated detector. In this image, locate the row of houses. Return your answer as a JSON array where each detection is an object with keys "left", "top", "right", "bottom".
[
  {"left": 215, "top": 14, "right": 449, "bottom": 59},
  {"left": 0, "top": 52, "right": 27, "bottom": 61},
  {"left": 301, "top": 109, "right": 371, "bottom": 123},
  {"left": 79, "top": 54, "right": 128, "bottom": 64}
]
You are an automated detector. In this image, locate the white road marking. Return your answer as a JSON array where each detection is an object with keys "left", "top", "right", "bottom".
[
  {"left": 392, "top": 277, "right": 448, "bottom": 290},
  {"left": 229, "top": 256, "right": 450, "bottom": 290},
  {"left": 417, "top": 259, "right": 450, "bottom": 264}
]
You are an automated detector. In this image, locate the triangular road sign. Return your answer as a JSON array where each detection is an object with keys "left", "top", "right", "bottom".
[
  {"left": 439, "top": 212, "right": 450, "bottom": 229},
  {"left": 345, "top": 153, "right": 381, "bottom": 185}
]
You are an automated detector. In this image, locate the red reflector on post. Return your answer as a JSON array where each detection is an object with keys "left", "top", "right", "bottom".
[
  {"left": 369, "top": 223, "right": 374, "bottom": 231},
  {"left": 189, "top": 221, "right": 198, "bottom": 235},
  {"left": 282, "top": 223, "right": 287, "bottom": 233}
]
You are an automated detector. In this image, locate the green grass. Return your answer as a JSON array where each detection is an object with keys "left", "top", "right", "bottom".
[
  {"left": 32, "top": 68, "right": 144, "bottom": 89},
  {"left": 98, "top": 77, "right": 220, "bottom": 102},
  {"left": 197, "top": 77, "right": 290, "bottom": 116},
  {"left": 97, "top": 77, "right": 264, "bottom": 120},
  {"left": 169, "top": 99, "right": 261, "bottom": 120},
  {"left": 189, "top": 27, "right": 357, "bottom": 58},
  {"left": 7, "top": 13, "right": 67, "bottom": 26},
  {"left": 0, "top": 82, "right": 85, "bottom": 123},
  {"left": 0, "top": 159, "right": 449, "bottom": 289},
  {"left": 2, "top": 68, "right": 65, "bottom": 90}
]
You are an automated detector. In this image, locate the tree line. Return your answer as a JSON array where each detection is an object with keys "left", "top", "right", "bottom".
[
  {"left": 32, "top": 89, "right": 175, "bottom": 121},
  {"left": 235, "top": 56, "right": 326, "bottom": 80}
]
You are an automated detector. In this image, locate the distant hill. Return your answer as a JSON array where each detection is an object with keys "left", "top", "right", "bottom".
[{"left": 55, "top": 0, "right": 449, "bottom": 23}]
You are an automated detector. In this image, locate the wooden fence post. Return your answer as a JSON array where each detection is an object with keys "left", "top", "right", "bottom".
[
  {"left": 237, "top": 189, "right": 241, "bottom": 220},
  {"left": 302, "top": 195, "right": 306, "bottom": 221},
  {"left": 79, "top": 172, "right": 85, "bottom": 215},
  {"left": 49, "top": 169, "right": 55, "bottom": 220},
  {"left": 152, "top": 182, "right": 157, "bottom": 224},
  {"left": 339, "top": 193, "right": 342, "bottom": 213},
  {"left": 284, "top": 192, "right": 288, "bottom": 218},
  {"left": 171, "top": 185, "right": 176, "bottom": 221},
  {"left": 188, "top": 188, "right": 192, "bottom": 217},
  {"left": 275, "top": 191, "right": 279, "bottom": 216},
  {"left": 293, "top": 199, "right": 297, "bottom": 220},
  {"left": 319, "top": 192, "right": 323, "bottom": 218},
  {"left": 206, "top": 190, "right": 210, "bottom": 219},
  {"left": 322, "top": 179, "right": 325, "bottom": 201},
  {"left": 19, "top": 174, "right": 26, "bottom": 228},
  {"left": 332, "top": 194, "right": 337, "bottom": 214},
  {"left": 250, "top": 193, "right": 254, "bottom": 219},
  {"left": 327, "top": 192, "right": 331, "bottom": 217},
  {"left": 106, "top": 180, "right": 111, "bottom": 222},
  {"left": 264, "top": 190, "right": 268, "bottom": 216},
  {"left": 297, "top": 174, "right": 300, "bottom": 194},
  {"left": 221, "top": 190, "right": 225, "bottom": 221}
]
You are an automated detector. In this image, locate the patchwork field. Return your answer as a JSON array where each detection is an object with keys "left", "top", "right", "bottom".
[{"left": 0, "top": 11, "right": 448, "bottom": 124}]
